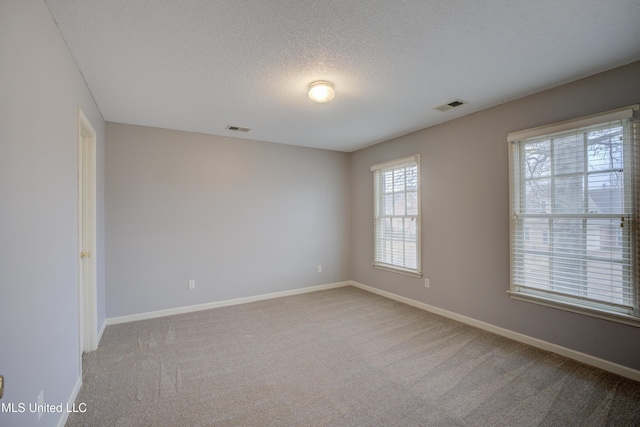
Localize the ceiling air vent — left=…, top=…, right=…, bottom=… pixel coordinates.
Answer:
left=434, top=99, right=467, bottom=112
left=226, top=125, right=251, bottom=132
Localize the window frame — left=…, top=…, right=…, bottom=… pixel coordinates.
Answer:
left=371, top=155, right=422, bottom=278
left=508, top=105, right=639, bottom=327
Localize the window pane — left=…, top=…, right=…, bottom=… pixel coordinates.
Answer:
left=525, top=178, right=550, bottom=213
left=587, top=126, right=623, bottom=172
left=553, top=134, right=584, bottom=175
left=524, top=140, right=550, bottom=179
left=394, top=193, right=406, bottom=215
left=383, top=194, right=394, bottom=215
left=406, top=191, right=418, bottom=215
left=550, top=256, right=587, bottom=295
left=523, top=218, right=549, bottom=251
left=378, top=217, right=392, bottom=264
left=552, top=219, right=584, bottom=255
left=588, top=172, right=623, bottom=213
left=554, top=176, right=584, bottom=213
left=383, top=240, right=392, bottom=263
left=406, top=166, right=418, bottom=190
left=586, top=260, right=629, bottom=305
left=383, top=218, right=392, bottom=238
left=519, top=253, right=551, bottom=289
left=586, top=219, right=624, bottom=260
left=383, top=171, right=393, bottom=193
left=391, top=217, right=403, bottom=241
left=404, top=218, right=417, bottom=268
left=405, top=217, right=417, bottom=242
left=393, top=169, right=405, bottom=192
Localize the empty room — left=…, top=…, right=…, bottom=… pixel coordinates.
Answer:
left=1, top=0, right=639, bottom=426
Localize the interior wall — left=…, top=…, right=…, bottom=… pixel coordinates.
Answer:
left=105, top=123, right=351, bottom=318
left=0, top=1, right=106, bottom=426
left=350, top=61, right=640, bottom=371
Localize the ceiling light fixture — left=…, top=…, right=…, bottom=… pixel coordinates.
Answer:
left=308, top=81, right=335, bottom=103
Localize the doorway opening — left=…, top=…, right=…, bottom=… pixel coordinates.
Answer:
left=78, top=108, right=97, bottom=359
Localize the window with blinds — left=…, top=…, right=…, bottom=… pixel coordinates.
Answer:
left=508, top=106, right=639, bottom=325
left=372, top=155, right=421, bottom=277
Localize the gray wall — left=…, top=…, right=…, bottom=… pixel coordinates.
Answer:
left=350, top=61, right=640, bottom=370
left=106, top=123, right=351, bottom=317
left=0, top=1, right=106, bottom=426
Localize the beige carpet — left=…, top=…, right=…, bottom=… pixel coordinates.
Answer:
left=66, top=286, right=640, bottom=426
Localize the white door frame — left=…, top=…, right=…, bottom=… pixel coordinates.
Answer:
left=78, top=108, right=98, bottom=356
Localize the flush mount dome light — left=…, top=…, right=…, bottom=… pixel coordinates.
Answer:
left=308, top=81, right=335, bottom=103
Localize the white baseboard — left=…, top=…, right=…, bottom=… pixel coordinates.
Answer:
left=106, top=281, right=351, bottom=326
left=57, top=375, right=82, bottom=427
left=349, top=280, right=640, bottom=382
left=97, top=319, right=106, bottom=345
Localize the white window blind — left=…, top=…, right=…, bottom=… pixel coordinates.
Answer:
left=372, top=155, right=421, bottom=277
left=508, top=106, right=639, bottom=324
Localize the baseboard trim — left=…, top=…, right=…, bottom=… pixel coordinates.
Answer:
left=97, top=319, right=106, bottom=345
left=349, top=280, right=640, bottom=382
left=57, top=375, right=82, bottom=427
left=106, top=281, right=351, bottom=326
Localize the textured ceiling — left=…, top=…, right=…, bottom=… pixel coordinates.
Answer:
left=45, top=0, right=640, bottom=152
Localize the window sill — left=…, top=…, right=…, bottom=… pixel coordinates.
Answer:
left=507, top=290, right=640, bottom=328
left=372, top=263, right=422, bottom=278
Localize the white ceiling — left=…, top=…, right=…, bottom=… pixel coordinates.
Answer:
left=45, top=0, right=640, bottom=152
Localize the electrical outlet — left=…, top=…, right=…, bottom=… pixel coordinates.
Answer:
left=188, top=280, right=195, bottom=290
left=317, top=265, right=322, bottom=273
left=424, top=278, right=430, bottom=288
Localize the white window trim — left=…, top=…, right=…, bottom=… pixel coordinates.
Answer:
left=508, top=105, right=640, bottom=327
left=507, top=106, right=636, bottom=142
left=372, top=155, right=422, bottom=278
